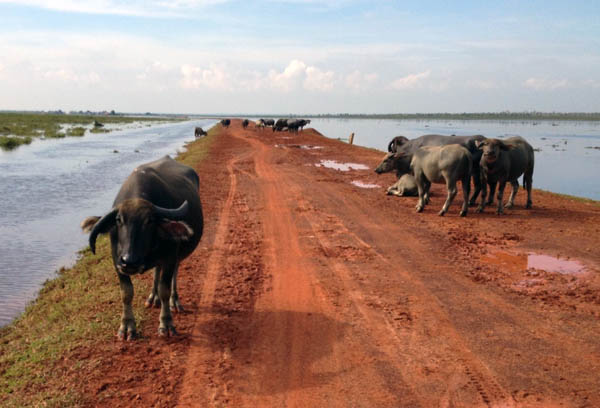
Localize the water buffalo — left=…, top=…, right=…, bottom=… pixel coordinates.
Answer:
left=298, top=119, right=311, bottom=130
left=194, top=127, right=207, bottom=137
left=273, top=118, right=288, bottom=132
left=287, top=119, right=300, bottom=133
left=477, top=136, right=534, bottom=214
left=386, top=174, right=418, bottom=197
left=262, top=118, right=275, bottom=128
left=242, top=119, right=249, bottom=129
left=387, top=134, right=485, bottom=205
left=375, top=144, right=472, bottom=216
left=81, top=156, right=203, bottom=340
left=220, top=119, right=231, bottom=128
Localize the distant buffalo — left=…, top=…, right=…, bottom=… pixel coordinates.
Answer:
left=194, top=127, right=207, bottom=137
left=273, top=118, right=288, bottom=132
left=242, top=119, right=249, bottom=129
left=220, top=119, right=231, bottom=128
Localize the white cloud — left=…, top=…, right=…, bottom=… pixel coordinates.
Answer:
left=180, top=64, right=232, bottom=91
left=524, top=77, right=568, bottom=91
left=268, top=60, right=335, bottom=92
left=0, top=0, right=228, bottom=17
left=390, top=70, right=431, bottom=90
left=344, top=70, right=378, bottom=91
left=42, top=68, right=100, bottom=85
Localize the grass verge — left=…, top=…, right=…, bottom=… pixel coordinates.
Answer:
left=0, top=124, right=219, bottom=407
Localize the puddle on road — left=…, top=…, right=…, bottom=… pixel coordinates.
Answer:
left=315, top=160, right=369, bottom=171
left=351, top=180, right=380, bottom=189
left=482, top=251, right=587, bottom=275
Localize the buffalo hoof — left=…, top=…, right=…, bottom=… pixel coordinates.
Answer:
left=505, top=202, right=514, bottom=209
left=496, top=209, right=504, bottom=215
left=476, top=206, right=484, bottom=213
left=526, top=201, right=532, bottom=209
left=459, top=210, right=467, bottom=217
left=158, top=326, right=178, bottom=338
left=438, top=210, right=446, bottom=216
left=170, top=299, right=184, bottom=313
left=416, top=206, right=424, bottom=213
left=117, top=328, right=138, bottom=341
left=468, top=200, right=478, bottom=207
left=145, top=294, right=161, bottom=308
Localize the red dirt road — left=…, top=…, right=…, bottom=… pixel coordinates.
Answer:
left=81, top=120, right=600, bottom=407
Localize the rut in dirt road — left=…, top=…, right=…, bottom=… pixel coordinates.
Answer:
left=172, top=121, right=600, bottom=408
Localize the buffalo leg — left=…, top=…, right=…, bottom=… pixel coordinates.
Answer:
left=505, top=180, right=519, bottom=208
left=487, top=181, right=497, bottom=205
left=117, top=273, right=137, bottom=340
left=460, top=174, right=470, bottom=217
left=524, top=170, right=533, bottom=208
left=169, top=261, right=184, bottom=313
left=158, top=263, right=177, bottom=337
left=496, top=180, right=507, bottom=214
left=469, top=170, right=481, bottom=206
left=439, top=175, right=457, bottom=216
left=477, top=173, right=488, bottom=213
left=145, top=266, right=161, bottom=308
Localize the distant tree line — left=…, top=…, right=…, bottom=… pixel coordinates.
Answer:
left=306, top=112, right=600, bottom=121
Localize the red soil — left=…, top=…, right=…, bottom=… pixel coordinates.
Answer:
left=72, top=120, right=600, bottom=407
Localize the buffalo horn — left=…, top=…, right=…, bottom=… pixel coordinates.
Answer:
left=89, top=208, right=117, bottom=254
left=153, top=200, right=189, bottom=220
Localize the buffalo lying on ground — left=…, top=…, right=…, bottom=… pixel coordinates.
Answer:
left=194, top=127, right=207, bottom=137
left=477, top=136, right=534, bottom=214
left=387, top=134, right=485, bottom=205
left=375, top=144, right=472, bottom=216
left=242, top=119, right=249, bottom=129
left=81, top=156, right=203, bottom=340
left=386, top=174, right=418, bottom=197
left=220, top=119, right=231, bottom=128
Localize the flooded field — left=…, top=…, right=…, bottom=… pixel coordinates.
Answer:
left=309, top=118, right=600, bottom=200
left=0, top=119, right=216, bottom=326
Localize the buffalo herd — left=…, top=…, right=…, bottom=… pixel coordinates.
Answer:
left=376, top=133, right=535, bottom=216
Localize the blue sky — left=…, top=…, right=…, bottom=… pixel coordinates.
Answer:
left=0, top=0, right=599, bottom=114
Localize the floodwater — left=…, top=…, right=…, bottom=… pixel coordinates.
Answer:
left=315, top=160, right=370, bottom=171
left=309, top=118, right=600, bottom=200
left=0, top=119, right=216, bottom=326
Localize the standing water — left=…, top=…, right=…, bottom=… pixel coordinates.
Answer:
left=309, top=118, right=600, bottom=200
left=0, top=119, right=216, bottom=326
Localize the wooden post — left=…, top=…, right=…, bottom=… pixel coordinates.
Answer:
left=349, top=132, right=355, bottom=145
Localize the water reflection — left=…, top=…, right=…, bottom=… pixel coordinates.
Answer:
left=0, top=119, right=216, bottom=326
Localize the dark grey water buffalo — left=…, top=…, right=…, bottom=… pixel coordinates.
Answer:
left=386, top=174, right=418, bottom=197
left=375, top=144, right=472, bottom=216
left=220, top=119, right=231, bottom=128
left=262, top=118, right=275, bottom=127
left=81, top=156, right=203, bottom=340
left=194, top=127, right=207, bottom=137
left=273, top=118, right=288, bottom=132
left=387, top=134, right=485, bottom=205
left=242, top=119, right=249, bottom=129
left=477, top=136, right=534, bottom=214
left=298, top=119, right=311, bottom=130
left=287, top=119, right=300, bottom=133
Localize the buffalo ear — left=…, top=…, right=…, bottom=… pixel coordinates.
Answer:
left=158, top=220, right=194, bottom=242
left=475, top=140, right=487, bottom=149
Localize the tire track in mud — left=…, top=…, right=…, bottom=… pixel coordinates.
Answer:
left=177, top=137, right=266, bottom=406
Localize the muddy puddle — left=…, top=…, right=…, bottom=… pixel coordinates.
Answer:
left=351, top=180, right=380, bottom=189
left=482, top=250, right=588, bottom=275
left=315, top=160, right=369, bottom=171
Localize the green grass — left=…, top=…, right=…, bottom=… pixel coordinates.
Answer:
left=0, top=112, right=182, bottom=151
left=0, top=127, right=219, bottom=407
left=0, top=135, right=32, bottom=150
